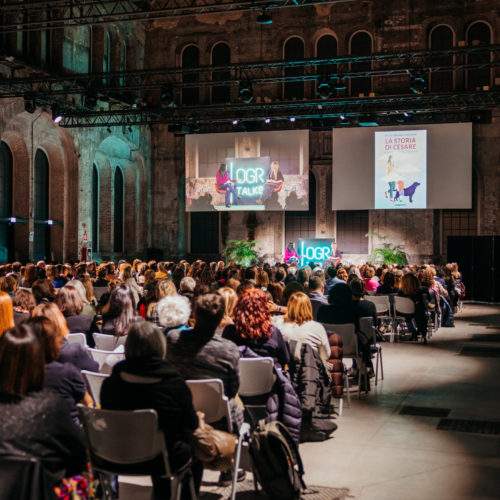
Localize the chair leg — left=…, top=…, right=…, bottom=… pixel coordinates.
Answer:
left=230, top=434, right=244, bottom=500
left=374, top=351, right=379, bottom=386
left=98, top=473, right=114, bottom=500
left=171, top=476, right=182, bottom=500
left=379, top=349, right=384, bottom=381
left=338, top=397, right=343, bottom=416
left=188, top=474, right=197, bottom=500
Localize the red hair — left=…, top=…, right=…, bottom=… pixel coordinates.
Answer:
left=233, top=288, right=273, bottom=340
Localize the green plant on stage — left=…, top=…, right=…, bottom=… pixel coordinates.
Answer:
left=365, top=231, right=409, bottom=266
left=222, top=239, right=259, bottom=266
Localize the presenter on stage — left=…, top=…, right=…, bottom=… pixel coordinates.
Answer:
left=323, top=239, right=342, bottom=267
left=216, top=163, right=238, bottom=208
left=256, top=161, right=284, bottom=205
left=284, top=242, right=300, bottom=264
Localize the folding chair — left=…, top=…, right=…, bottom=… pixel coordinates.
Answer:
left=322, top=323, right=367, bottom=401
left=67, top=332, right=87, bottom=348
left=186, top=379, right=250, bottom=500
left=78, top=405, right=196, bottom=500
left=393, top=296, right=416, bottom=341
left=364, top=295, right=394, bottom=342
left=359, top=317, right=383, bottom=386
left=81, top=370, right=109, bottom=406
left=238, top=357, right=275, bottom=426
left=88, top=348, right=125, bottom=374
left=93, top=333, right=127, bottom=351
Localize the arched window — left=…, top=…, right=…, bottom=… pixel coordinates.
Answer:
left=284, top=37, right=305, bottom=100
left=429, top=26, right=454, bottom=91
left=285, top=172, right=316, bottom=244
left=316, top=35, right=338, bottom=96
left=92, top=164, right=99, bottom=253
left=350, top=32, right=372, bottom=96
left=120, top=41, right=127, bottom=87
left=467, top=22, right=492, bottom=90
left=0, top=142, right=13, bottom=261
left=211, top=42, right=231, bottom=104
left=103, top=31, right=111, bottom=85
left=182, top=45, right=200, bottom=105
left=33, top=149, right=50, bottom=261
left=113, top=166, right=124, bottom=253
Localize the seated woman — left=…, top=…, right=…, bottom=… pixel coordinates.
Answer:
left=0, top=324, right=87, bottom=493
left=376, top=270, right=399, bottom=295
left=32, top=302, right=98, bottom=372
left=100, top=321, right=201, bottom=500
left=12, top=288, right=36, bottom=325
left=273, top=292, right=330, bottom=362
left=222, top=288, right=290, bottom=369
left=101, top=284, right=143, bottom=337
left=215, top=286, right=238, bottom=335
left=156, top=294, right=192, bottom=335
left=26, top=316, right=93, bottom=422
left=398, top=272, right=431, bottom=342
left=55, top=285, right=99, bottom=347
left=362, top=266, right=379, bottom=292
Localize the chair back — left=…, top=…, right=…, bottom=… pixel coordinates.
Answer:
left=82, top=370, right=109, bottom=406
left=322, top=323, right=357, bottom=356
left=359, top=317, right=376, bottom=344
left=88, top=348, right=125, bottom=373
left=239, top=357, right=275, bottom=397
left=364, top=295, right=391, bottom=314
left=77, top=405, right=170, bottom=473
left=93, top=333, right=127, bottom=351
left=67, top=332, right=87, bottom=347
left=394, top=296, right=415, bottom=315
left=186, top=379, right=232, bottom=430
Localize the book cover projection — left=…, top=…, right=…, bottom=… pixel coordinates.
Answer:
left=374, top=130, right=427, bottom=209
left=185, top=130, right=309, bottom=212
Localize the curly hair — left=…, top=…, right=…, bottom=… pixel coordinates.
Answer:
left=233, top=288, right=273, bottom=340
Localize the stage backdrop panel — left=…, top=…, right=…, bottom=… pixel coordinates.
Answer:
left=332, top=122, right=472, bottom=210
left=185, top=130, right=309, bottom=212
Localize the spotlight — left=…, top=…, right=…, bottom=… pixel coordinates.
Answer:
left=289, top=117, right=296, bottom=122
left=264, top=117, right=271, bottom=124
left=256, top=8, right=272, bottom=25
left=410, top=72, right=427, bottom=94
left=339, top=115, right=349, bottom=125
left=160, top=85, right=175, bottom=107
left=24, top=94, right=36, bottom=114
left=232, top=119, right=238, bottom=125
left=51, top=104, right=62, bottom=123
left=334, top=75, right=347, bottom=91
left=47, top=219, right=53, bottom=225
left=317, top=76, right=331, bottom=100
left=239, top=81, right=253, bottom=103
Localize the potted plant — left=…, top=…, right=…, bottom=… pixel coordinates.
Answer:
left=366, top=231, right=409, bottom=266
left=221, top=239, right=259, bottom=266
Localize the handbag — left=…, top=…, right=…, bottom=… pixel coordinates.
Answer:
left=188, top=412, right=237, bottom=471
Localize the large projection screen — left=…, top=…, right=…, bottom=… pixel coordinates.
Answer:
left=332, top=123, right=472, bottom=210
left=186, top=130, right=309, bottom=212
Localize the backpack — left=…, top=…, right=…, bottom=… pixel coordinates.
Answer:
left=249, top=419, right=306, bottom=500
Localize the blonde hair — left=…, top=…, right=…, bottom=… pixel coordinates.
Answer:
left=218, top=287, right=238, bottom=328
left=32, top=302, right=70, bottom=337
left=0, top=291, right=14, bottom=335
left=284, top=292, right=313, bottom=326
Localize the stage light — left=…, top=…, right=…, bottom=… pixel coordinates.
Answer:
left=334, top=75, right=347, bottom=91
left=290, top=117, right=296, bottom=122
left=264, top=117, right=271, bottom=124
left=340, top=114, right=345, bottom=120
left=52, top=105, right=63, bottom=123
left=339, top=115, right=349, bottom=125
left=47, top=219, right=53, bottom=225
left=403, top=111, right=409, bottom=117
left=24, top=94, right=36, bottom=114
left=256, top=8, right=272, bottom=25
left=239, top=81, right=253, bottom=103
left=317, top=76, right=331, bottom=100
left=410, top=72, right=427, bottom=94
left=232, top=119, right=238, bottom=125
left=9, top=217, right=16, bottom=223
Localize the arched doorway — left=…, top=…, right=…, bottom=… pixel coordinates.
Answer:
left=0, top=141, right=13, bottom=261
left=33, top=149, right=50, bottom=261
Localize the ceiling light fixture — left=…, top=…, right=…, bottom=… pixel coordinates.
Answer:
left=256, top=8, right=272, bottom=25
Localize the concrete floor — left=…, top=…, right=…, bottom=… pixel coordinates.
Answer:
left=119, top=303, right=500, bottom=499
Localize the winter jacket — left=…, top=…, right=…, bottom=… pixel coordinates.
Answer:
left=238, top=345, right=302, bottom=444
left=287, top=340, right=337, bottom=442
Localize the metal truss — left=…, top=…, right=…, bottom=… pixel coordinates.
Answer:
left=0, top=0, right=358, bottom=33
left=0, top=44, right=498, bottom=99
left=59, top=90, right=500, bottom=127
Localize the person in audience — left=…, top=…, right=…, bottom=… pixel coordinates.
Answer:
left=223, top=288, right=290, bottom=369
left=65, top=279, right=97, bottom=320
left=307, top=276, right=329, bottom=321
left=362, top=266, right=379, bottom=292
left=350, top=279, right=378, bottom=330
left=157, top=294, right=192, bottom=335
left=318, top=283, right=355, bottom=324
left=147, top=278, right=177, bottom=326
left=0, top=290, right=15, bottom=334
left=215, top=286, right=238, bottom=334
left=32, top=302, right=99, bottom=372
left=100, top=321, right=201, bottom=500
left=12, top=288, right=36, bottom=325
left=102, top=284, right=143, bottom=337
left=26, top=316, right=93, bottom=422
left=32, top=278, right=56, bottom=304
left=398, top=272, right=430, bottom=342
left=336, top=267, right=348, bottom=282
left=21, top=263, right=38, bottom=289
left=0, top=274, right=18, bottom=296
left=376, top=270, right=399, bottom=295
left=274, top=292, right=330, bottom=361
left=324, top=266, right=344, bottom=295
left=0, top=323, right=87, bottom=488
left=167, top=293, right=243, bottom=431
left=283, top=281, right=305, bottom=306
left=55, top=285, right=99, bottom=347
left=120, top=263, right=143, bottom=305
